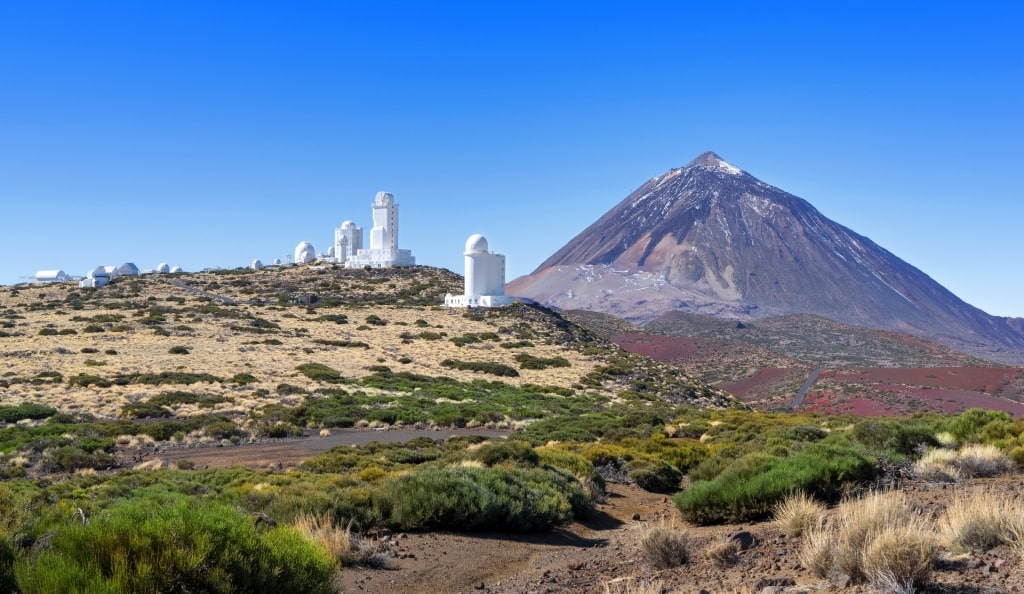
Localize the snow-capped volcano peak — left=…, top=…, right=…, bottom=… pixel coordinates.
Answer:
left=687, top=151, right=742, bottom=175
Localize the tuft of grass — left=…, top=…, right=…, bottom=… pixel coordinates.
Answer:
left=861, top=520, right=938, bottom=593
left=706, top=538, right=739, bottom=566
left=941, top=491, right=1009, bottom=553
left=913, top=448, right=959, bottom=482
left=292, top=514, right=360, bottom=566
left=955, top=444, right=1014, bottom=478
left=639, top=526, right=689, bottom=569
left=603, top=578, right=665, bottom=594
left=773, top=491, right=825, bottom=537
left=800, top=526, right=834, bottom=578
left=833, top=491, right=918, bottom=582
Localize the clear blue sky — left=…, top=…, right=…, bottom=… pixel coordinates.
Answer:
left=1, top=2, right=1021, bottom=316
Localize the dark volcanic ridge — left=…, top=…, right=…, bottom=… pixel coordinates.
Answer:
left=509, top=152, right=1024, bottom=365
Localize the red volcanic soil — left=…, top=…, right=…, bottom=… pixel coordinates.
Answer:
left=720, top=368, right=802, bottom=400
left=802, top=367, right=1024, bottom=416
left=825, top=367, right=1024, bottom=397
left=611, top=333, right=722, bottom=361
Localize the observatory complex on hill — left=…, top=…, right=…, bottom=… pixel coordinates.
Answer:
left=288, top=191, right=416, bottom=270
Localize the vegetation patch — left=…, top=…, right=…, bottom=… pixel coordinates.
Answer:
left=441, top=359, right=519, bottom=377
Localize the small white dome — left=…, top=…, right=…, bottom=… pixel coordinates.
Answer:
left=375, top=191, right=395, bottom=206
left=170, top=266, right=183, bottom=273
left=465, top=234, right=489, bottom=254
left=294, top=241, right=316, bottom=264
left=250, top=259, right=263, bottom=270
left=156, top=263, right=171, bottom=273
left=273, top=258, right=282, bottom=266
left=86, top=266, right=108, bottom=279
left=341, top=220, right=356, bottom=230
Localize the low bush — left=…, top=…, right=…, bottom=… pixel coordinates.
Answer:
left=628, top=460, right=682, bottom=493
left=119, top=402, right=174, bottom=419
left=440, top=359, right=519, bottom=377
left=674, top=443, right=876, bottom=524
left=168, top=345, right=190, bottom=355
left=13, top=496, right=338, bottom=593
left=471, top=440, right=539, bottom=467
left=374, top=465, right=588, bottom=532
left=0, top=403, right=58, bottom=424
left=230, top=373, right=258, bottom=385
left=149, top=391, right=228, bottom=408
left=513, top=353, right=571, bottom=370
left=640, top=527, right=689, bottom=569
left=296, top=363, right=346, bottom=383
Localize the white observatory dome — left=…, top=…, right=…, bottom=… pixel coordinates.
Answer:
left=294, top=241, right=316, bottom=264
left=374, top=191, right=395, bottom=206
left=156, top=263, right=171, bottom=274
left=170, top=266, right=183, bottom=274
left=250, top=259, right=263, bottom=270
left=465, top=234, right=489, bottom=254
left=341, top=220, right=356, bottom=230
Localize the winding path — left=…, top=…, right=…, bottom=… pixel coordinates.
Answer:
left=789, top=367, right=822, bottom=409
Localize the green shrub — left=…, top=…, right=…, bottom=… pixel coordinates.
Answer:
left=944, top=409, right=1012, bottom=445
left=230, top=373, right=258, bottom=385
left=374, top=465, right=588, bottom=532
left=149, top=391, right=228, bottom=408
left=38, top=328, right=58, bottom=336
left=296, top=363, right=345, bottom=383
left=364, top=315, right=387, bottom=326
left=276, top=384, right=307, bottom=396
left=852, top=419, right=936, bottom=458
left=82, top=324, right=105, bottom=333
left=629, top=460, right=683, bottom=493
left=674, top=443, right=877, bottom=525
left=513, top=353, right=571, bottom=370
left=440, top=359, right=519, bottom=377
left=41, top=445, right=115, bottom=472
left=119, top=402, right=173, bottom=419
left=68, top=374, right=112, bottom=388
left=13, top=497, right=337, bottom=594
left=472, top=440, right=539, bottom=466
left=168, top=345, right=190, bottom=355
left=0, top=403, right=58, bottom=423
left=133, top=372, right=223, bottom=385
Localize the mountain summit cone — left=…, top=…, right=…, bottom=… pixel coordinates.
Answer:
left=508, top=152, right=1024, bottom=363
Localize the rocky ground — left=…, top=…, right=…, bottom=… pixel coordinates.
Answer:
left=133, top=432, right=1024, bottom=594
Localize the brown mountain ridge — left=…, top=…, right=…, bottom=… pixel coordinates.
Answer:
left=509, top=152, right=1024, bottom=364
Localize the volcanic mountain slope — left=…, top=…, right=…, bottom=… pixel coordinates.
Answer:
left=509, top=152, right=1024, bottom=364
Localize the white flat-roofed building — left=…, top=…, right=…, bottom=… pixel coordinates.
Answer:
left=79, top=266, right=110, bottom=288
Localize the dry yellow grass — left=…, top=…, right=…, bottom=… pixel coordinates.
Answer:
left=0, top=268, right=621, bottom=426
left=602, top=578, right=666, bottom=594
left=941, top=490, right=1011, bottom=553
left=773, top=491, right=826, bottom=537
left=800, top=489, right=938, bottom=590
